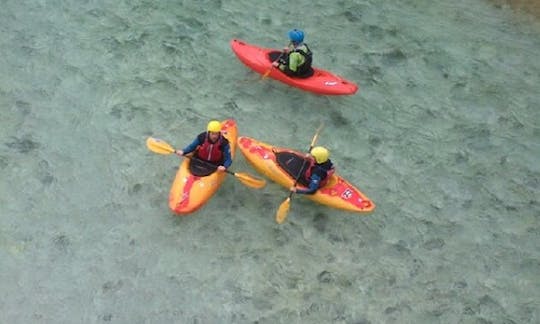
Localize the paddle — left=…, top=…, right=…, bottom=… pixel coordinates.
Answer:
left=146, top=137, right=266, bottom=189
left=275, top=123, right=324, bottom=224
left=262, top=51, right=286, bottom=79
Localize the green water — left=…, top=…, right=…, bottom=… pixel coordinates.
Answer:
left=1, top=0, right=539, bottom=323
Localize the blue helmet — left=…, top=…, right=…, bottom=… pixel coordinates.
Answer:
left=288, top=29, right=304, bottom=44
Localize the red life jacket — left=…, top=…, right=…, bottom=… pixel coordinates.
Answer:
left=304, top=158, right=335, bottom=187
left=195, top=132, right=225, bottom=163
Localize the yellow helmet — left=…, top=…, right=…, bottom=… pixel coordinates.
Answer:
left=207, top=120, right=222, bottom=133
left=310, top=146, right=329, bottom=163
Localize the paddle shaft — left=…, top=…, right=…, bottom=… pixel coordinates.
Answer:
left=263, top=51, right=286, bottom=77
left=275, top=125, right=323, bottom=223
left=181, top=151, right=266, bottom=188
left=290, top=160, right=308, bottom=196
left=290, top=123, right=324, bottom=194
left=181, top=153, right=232, bottom=174
left=147, top=137, right=265, bottom=189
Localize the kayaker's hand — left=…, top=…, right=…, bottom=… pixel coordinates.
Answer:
left=175, top=150, right=183, bottom=157
left=282, top=47, right=290, bottom=53
left=272, top=61, right=280, bottom=67
left=289, top=186, right=297, bottom=193
left=217, top=165, right=226, bottom=172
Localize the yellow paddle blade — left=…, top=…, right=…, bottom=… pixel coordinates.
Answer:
left=146, top=137, right=175, bottom=155
left=261, top=68, right=272, bottom=79
left=234, top=172, right=266, bottom=189
left=275, top=197, right=291, bottom=224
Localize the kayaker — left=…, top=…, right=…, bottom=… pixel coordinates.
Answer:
left=272, top=29, right=314, bottom=78
left=290, top=146, right=335, bottom=194
left=175, top=120, right=232, bottom=172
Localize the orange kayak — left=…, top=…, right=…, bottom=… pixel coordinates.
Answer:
left=168, top=119, right=238, bottom=214
left=237, top=136, right=375, bottom=213
left=230, top=39, right=358, bottom=96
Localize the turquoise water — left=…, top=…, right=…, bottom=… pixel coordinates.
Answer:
left=1, top=0, right=539, bottom=323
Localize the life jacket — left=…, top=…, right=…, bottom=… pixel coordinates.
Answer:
left=195, top=132, right=228, bottom=164
left=292, top=43, right=313, bottom=75
left=304, top=158, right=335, bottom=188
left=280, top=43, right=313, bottom=76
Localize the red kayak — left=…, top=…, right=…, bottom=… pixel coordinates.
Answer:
left=231, top=39, right=358, bottom=96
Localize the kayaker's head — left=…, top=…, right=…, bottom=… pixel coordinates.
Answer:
left=207, top=120, right=222, bottom=141
left=288, top=29, right=304, bottom=45
left=310, top=146, right=329, bottom=164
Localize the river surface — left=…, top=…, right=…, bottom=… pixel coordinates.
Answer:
left=1, top=0, right=539, bottom=323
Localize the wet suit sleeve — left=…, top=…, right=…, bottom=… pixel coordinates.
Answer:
left=221, top=142, right=232, bottom=168
left=182, top=136, right=203, bottom=155
left=295, top=174, right=322, bottom=195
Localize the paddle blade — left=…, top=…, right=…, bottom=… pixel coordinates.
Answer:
left=261, top=68, right=272, bottom=79
left=234, top=172, right=266, bottom=189
left=275, top=197, right=291, bottom=224
left=146, top=137, right=175, bottom=155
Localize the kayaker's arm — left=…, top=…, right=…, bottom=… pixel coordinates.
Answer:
left=221, top=142, right=232, bottom=169
left=293, top=174, right=321, bottom=195
left=181, top=137, right=203, bottom=155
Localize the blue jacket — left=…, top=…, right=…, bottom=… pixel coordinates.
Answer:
left=295, top=160, right=334, bottom=195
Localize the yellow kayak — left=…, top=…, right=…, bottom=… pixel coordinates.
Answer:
left=238, top=136, right=375, bottom=213
left=168, top=119, right=238, bottom=214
